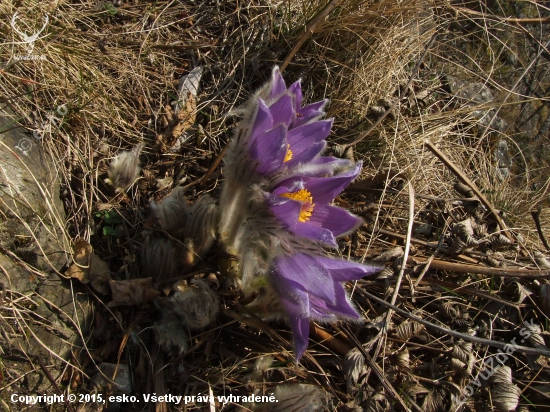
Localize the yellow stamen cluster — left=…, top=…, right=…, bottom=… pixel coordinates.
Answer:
left=284, top=144, right=293, bottom=162
left=280, top=189, right=315, bottom=222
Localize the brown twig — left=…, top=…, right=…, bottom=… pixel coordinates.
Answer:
left=372, top=182, right=415, bottom=359
left=355, top=288, right=550, bottom=358
left=410, top=256, right=550, bottom=279
left=378, top=227, right=524, bottom=267
left=200, top=143, right=229, bottom=186
left=310, top=324, right=351, bottom=355
left=339, top=325, right=421, bottom=412
left=179, top=142, right=228, bottom=191
left=531, top=205, right=550, bottom=251
left=280, top=0, right=341, bottom=72
left=424, top=140, right=516, bottom=243
left=36, top=357, right=76, bottom=412
left=452, top=6, right=550, bottom=25
left=152, top=343, right=167, bottom=412
left=415, top=278, right=521, bottom=308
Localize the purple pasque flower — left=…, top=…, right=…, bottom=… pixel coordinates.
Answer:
left=269, top=253, right=382, bottom=361
left=246, top=67, right=333, bottom=175
left=266, top=163, right=363, bottom=247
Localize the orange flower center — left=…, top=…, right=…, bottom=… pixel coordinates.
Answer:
left=280, top=189, right=315, bottom=222
left=284, top=144, right=293, bottom=162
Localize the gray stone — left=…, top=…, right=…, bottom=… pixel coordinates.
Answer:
left=442, top=76, right=507, bottom=133
left=443, top=74, right=494, bottom=104
left=0, top=108, right=93, bottom=395
left=494, top=139, right=511, bottom=168
left=0, top=107, right=69, bottom=273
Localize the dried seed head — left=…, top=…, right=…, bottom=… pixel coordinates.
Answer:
left=391, top=348, right=410, bottom=370
left=141, top=237, right=179, bottom=283
left=534, top=251, right=550, bottom=269
left=394, top=320, right=425, bottom=341
left=539, top=283, right=550, bottom=317
left=452, top=219, right=474, bottom=239
left=154, top=314, right=190, bottom=356
left=373, top=246, right=404, bottom=262
left=473, top=222, right=488, bottom=238
left=490, top=233, right=513, bottom=250
left=343, top=347, right=367, bottom=393
left=489, top=366, right=520, bottom=412
left=465, top=235, right=480, bottom=248
left=150, top=187, right=189, bottom=237
left=376, top=266, right=395, bottom=280
left=368, top=105, right=386, bottom=119
left=170, top=279, right=219, bottom=329
left=393, top=256, right=405, bottom=271
left=331, top=143, right=355, bottom=162
left=267, top=384, right=325, bottom=412
left=185, top=195, right=218, bottom=257
left=105, top=143, right=144, bottom=191
left=483, top=252, right=505, bottom=268
left=450, top=340, right=474, bottom=376
left=248, top=355, right=274, bottom=383
left=441, top=301, right=461, bottom=320
left=523, top=320, right=546, bottom=350
left=504, top=281, right=532, bottom=304
left=449, top=237, right=467, bottom=255
left=140, top=169, right=157, bottom=191
left=454, top=182, right=475, bottom=198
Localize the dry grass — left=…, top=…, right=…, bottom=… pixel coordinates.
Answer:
left=1, top=0, right=550, bottom=411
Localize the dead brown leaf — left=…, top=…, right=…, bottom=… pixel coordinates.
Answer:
left=108, top=277, right=160, bottom=307
left=66, top=239, right=92, bottom=282
left=66, top=239, right=111, bottom=294
left=156, top=94, right=196, bottom=152
left=89, top=254, right=112, bottom=295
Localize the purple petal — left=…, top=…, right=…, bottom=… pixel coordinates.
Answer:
left=269, top=67, right=286, bottom=99
left=274, top=275, right=311, bottom=316
left=291, top=222, right=337, bottom=246
left=314, top=256, right=383, bottom=281
left=309, top=204, right=363, bottom=237
left=268, top=189, right=340, bottom=246
left=285, top=142, right=326, bottom=168
left=289, top=314, right=310, bottom=361
left=310, top=282, right=361, bottom=319
left=287, top=119, right=333, bottom=153
left=293, top=157, right=353, bottom=177
left=249, top=124, right=287, bottom=174
left=293, top=99, right=328, bottom=127
left=274, top=254, right=335, bottom=303
left=269, top=93, right=294, bottom=126
left=288, top=80, right=302, bottom=112
left=268, top=195, right=303, bottom=229
left=249, top=100, right=273, bottom=144
left=271, top=179, right=304, bottom=197
left=304, top=163, right=362, bottom=204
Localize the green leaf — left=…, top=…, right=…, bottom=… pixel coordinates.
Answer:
left=103, top=211, right=123, bottom=224
left=103, top=225, right=124, bottom=237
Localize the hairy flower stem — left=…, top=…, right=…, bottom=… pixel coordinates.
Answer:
left=219, top=183, right=247, bottom=253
